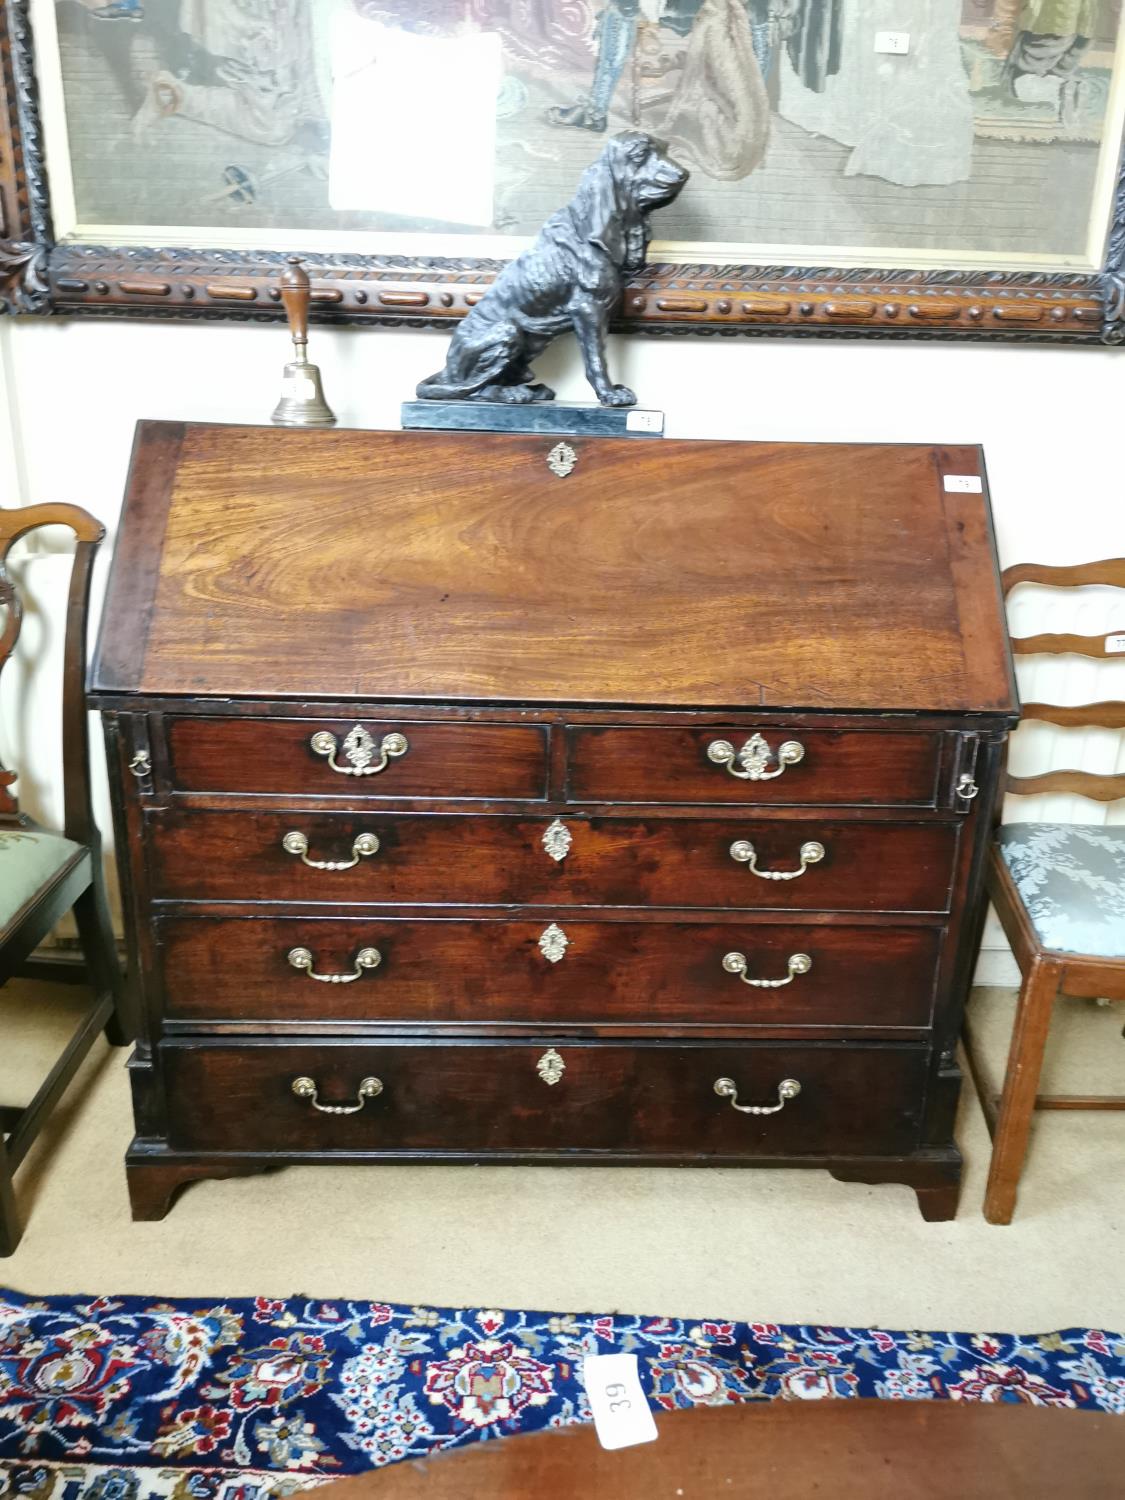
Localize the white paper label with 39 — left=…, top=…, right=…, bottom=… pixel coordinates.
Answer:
left=583, top=1353, right=658, bottom=1451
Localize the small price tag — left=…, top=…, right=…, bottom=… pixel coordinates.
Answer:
left=626, top=409, right=664, bottom=434
left=1106, top=633, right=1125, bottom=654
left=943, top=474, right=983, bottom=493
left=874, top=30, right=910, bottom=53
left=583, top=1353, right=658, bottom=1451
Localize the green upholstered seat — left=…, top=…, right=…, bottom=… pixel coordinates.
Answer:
left=997, top=822, right=1125, bottom=960
left=0, top=827, right=84, bottom=934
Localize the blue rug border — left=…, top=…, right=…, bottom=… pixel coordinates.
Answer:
left=2, top=1288, right=1122, bottom=1478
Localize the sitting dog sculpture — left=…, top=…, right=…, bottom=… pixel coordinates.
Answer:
left=416, top=132, right=688, bottom=407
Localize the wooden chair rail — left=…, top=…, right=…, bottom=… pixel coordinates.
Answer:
left=976, top=1090, right=1125, bottom=1134
left=1002, top=559, right=1125, bottom=593
left=1035, top=1094, right=1125, bottom=1111
left=0, top=503, right=104, bottom=549
left=1010, top=631, right=1125, bottom=658
left=3, top=992, right=113, bottom=1170
left=1021, top=702, right=1125, bottom=729
left=1006, top=770, right=1125, bottom=800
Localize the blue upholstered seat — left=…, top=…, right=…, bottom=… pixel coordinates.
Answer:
left=0, top=826, right=83, bottom=933
left=997, top=823, right=1125, bottom=960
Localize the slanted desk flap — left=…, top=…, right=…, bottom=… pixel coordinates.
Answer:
left=91, top=422, right=1017, bottom=713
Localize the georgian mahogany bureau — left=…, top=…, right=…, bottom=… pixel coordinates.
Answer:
left=90, top=423, right=1017, bottom=1223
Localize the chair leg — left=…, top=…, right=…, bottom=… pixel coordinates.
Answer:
left=0, top=1131, right=21, bottom=1257
left=984, top=959, right=1059, bottom=1225
left=72, top=876, right=134, bottom=1047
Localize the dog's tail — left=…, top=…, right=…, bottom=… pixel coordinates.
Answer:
left=415, top=373, right=478, bottom=401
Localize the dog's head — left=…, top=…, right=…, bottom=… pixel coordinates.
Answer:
left=608, top=131, right=690, bottom=215
left=573, top=131, right=689, bottom=271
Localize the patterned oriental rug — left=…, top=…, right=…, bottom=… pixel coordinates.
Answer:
left=0, top=1291, right=1122, bottom=1500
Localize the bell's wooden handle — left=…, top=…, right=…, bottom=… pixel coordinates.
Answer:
left=280, top=256, right=311, bottom=349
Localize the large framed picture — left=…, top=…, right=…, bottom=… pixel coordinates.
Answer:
left=1, top=0, right=1123, bottom=342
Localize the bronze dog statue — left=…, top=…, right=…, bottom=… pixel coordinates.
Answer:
left=416, top=132, right=688, bottom=407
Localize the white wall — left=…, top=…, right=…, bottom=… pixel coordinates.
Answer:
left=1, top=318, right=1123, bottom=971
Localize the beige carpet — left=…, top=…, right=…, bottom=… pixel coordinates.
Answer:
left=2, top=981, right=1122, bottom=1331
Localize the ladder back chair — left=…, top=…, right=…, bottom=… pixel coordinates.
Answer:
left=0, top=504, right=134, bottom=1256
left=974, top=558, right=1125, bottom=1225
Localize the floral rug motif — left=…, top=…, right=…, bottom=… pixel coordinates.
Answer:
left=0, top=1290, right=1122, bottom=1498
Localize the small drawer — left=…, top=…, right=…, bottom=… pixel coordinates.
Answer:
left=146, top=811, right=958, bottom=913
left=164, top=716, right=549, bottom=800
left=568, top=727, right=942, bottom=806
left=158, top=915, right=941, bottom=1030
left=161, top=1038, right=928, bottom=1157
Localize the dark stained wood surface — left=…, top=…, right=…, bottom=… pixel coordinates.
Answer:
left=146, top=811, right=959, bottom=912
left=567, top=725, right=941, bottom=805
left=91, top=422, right=184, bottom=696
left=90, top=425, right=1017, bottom=713
left=156, top=914, right=942, bottom=1030
left=162, top=1038, right=927, bottom=1156
left=320, top=1401, right=1125, bottom=1500
left=166, top=716, right=550, bottom=799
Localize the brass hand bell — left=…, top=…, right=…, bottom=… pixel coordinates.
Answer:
left=271, top=256, right=336, bottom=427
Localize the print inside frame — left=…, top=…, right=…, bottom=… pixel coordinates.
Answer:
left=2, top=0, right=1124, bottom=343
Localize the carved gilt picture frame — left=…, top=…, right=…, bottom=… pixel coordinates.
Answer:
left=1, top=0, right=1123, bottom=345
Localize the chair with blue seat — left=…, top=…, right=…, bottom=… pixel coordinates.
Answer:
left=0, top=503, right=134, bottom=1256
left=976, top=558, right=1125, bottom=1225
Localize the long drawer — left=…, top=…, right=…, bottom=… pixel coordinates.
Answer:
left=161, top=1039, right=929, bottom=1156
left=165, top=717, right=549, bottom=800
left=157, top=915, right=942, bottom=1029
left=146, top=811, right=958, bottom=912
left=568, top=727, right=942, bottom=806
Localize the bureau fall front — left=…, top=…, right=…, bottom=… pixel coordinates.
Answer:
left=90, top=424, right=1017, bottom=1222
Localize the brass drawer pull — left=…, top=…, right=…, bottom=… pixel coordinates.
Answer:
left=729, top=838, right=824, bottom=880
left=707, top=733, right=804, bottom=781
left=288, top=945, right=382, bottom=983
left=714, top=1076, right=801, bottom=1115
left=310, top=725, right=409, bottom=776
left=723, top=951, right=811, bottom=988
left=282, top=830, right=380, bottom=871
left=291, top=1075, right=383, bottom=1115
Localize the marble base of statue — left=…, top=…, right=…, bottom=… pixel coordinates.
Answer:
left=400, top=400, right=664, bottom=439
